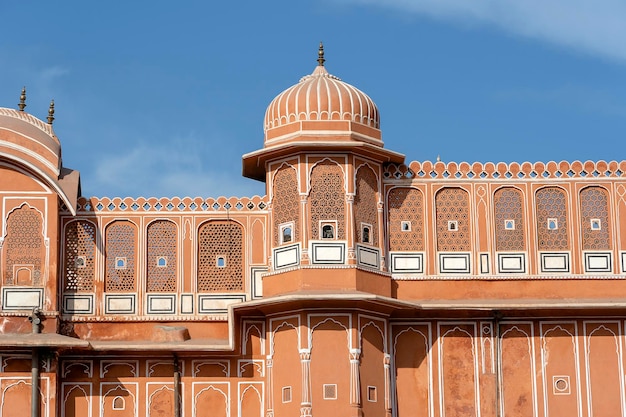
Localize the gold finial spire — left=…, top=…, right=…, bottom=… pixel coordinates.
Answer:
left=317, top=41, right=325, bottom=66
left=18, top=87, right=26, bottom=111
left=47, top=100, right=55, bottom=125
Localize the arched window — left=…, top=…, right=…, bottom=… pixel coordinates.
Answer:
left=536, top=187, right=569, bottom=251
left=273, top=165, right=300, bottom=246
left=494, top=187, right=525, bottom=251
left=354, top=165, right=378, bottom=245
left=580, top=186, right=610, bottom=250
left=64, top=220, right=96, bottom=291
left=197, top=220, right=244, bottom=292
left=3, top=205, right=45, bottom=286
left=435, top=188, right=470, bottom=252
left=387, top=187, right=424, bottom=252
left=146, top=220, right=177, bottom=292
left=309, top=160, right=345, bottom=240
left=105, top=221, right=137, bottom=292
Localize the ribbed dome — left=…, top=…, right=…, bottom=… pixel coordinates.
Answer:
left=263, top=45, right=381, bottom=146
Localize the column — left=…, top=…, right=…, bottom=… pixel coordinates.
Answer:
left=384, top=353, right=392, bottom=417
left=350, top=348, right=362, bottom=415
left=266, top=356, right=274, bottom=417
left=300, top=349, right=312, bottom=417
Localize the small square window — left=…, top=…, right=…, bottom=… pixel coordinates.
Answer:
left=156, top=256, right=167, bottom=267
left=367, top=386, right=377, bottom=402
left=504, top=220, right=515, bottom=230
left=448, top=220, right=458, bottom=231
left=115, top=257, right=127, bottom=269
left=75, top=256, right=86, bottom=268
left=280, top=223, right=294, bottom=244
left=216, top=256, right=226, bottom=268
left=323, top=384, right=337, bottom=400
left=361, top=223, right=372, bottom=244
left=590, top=219, right=601, bottom=230
left=401, top=221, right=411, bottom=232
left=282, top=386, right=292, bottom=403
left=547, top=218, right=558, bottom=230
left=321, top=224, right=335, bottom=239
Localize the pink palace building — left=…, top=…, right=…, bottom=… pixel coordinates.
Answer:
left=0, top=44, right=626, bottom=417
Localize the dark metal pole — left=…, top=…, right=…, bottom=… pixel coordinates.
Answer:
left=174, top=355, right=181, bottom=417
left=31, top=348, right=40, bottom=417
left=31, top=308, right=42, bottom=417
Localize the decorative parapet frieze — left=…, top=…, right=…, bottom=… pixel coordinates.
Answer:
left=384, top=160, right=626, bottom=181
left=70, top=195, right=269, bottom=214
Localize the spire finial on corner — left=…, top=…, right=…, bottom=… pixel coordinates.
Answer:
left=317, top=41, right=325, bottom=66
left=47, top=100, right=55, bottom=125
left=436, top=155, right=441, bottom=162
left=18, top=87, right=26, bottom=111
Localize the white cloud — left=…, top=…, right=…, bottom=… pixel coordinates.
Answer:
left=89, top=134, right=265, bottom=198
left=342, top=0, right=626, bottom=63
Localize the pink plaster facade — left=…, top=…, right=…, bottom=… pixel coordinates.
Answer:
left=1, top=48, right=626, bottom=416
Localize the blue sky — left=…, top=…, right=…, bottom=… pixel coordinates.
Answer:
left=1, top=1, right=625, bottom=198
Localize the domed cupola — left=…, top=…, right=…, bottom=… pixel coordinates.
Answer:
left=243, top=44, right=404, bottom=182
left=263, top=43, right=382, bottom=147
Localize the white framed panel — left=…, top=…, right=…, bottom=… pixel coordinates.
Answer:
left=2, top=287, right=43, bottom=310
left=180, top=294, right=194, bottom=314
left=63, top=294, right=94, bottom=314
left=497, top=253, right=527, bottom=274
left=438, top=252, right=471, bottom=274
left=146, top=294, right=176, bottom=314
left=251, top=267, right=267, bottom=299
left=310, top=241, right=346, bottom=264
left=480, top=253, right=490, bottom=274
left=198, top=294, right=246, bottom=314
left=390, top=252, right=424, bottom=274
left=539, top=252, right=570, bottom=273
left=356, top=245, right=379, bottom=269
left=583, top=252, right=612, bottom=273
left=273, top=244, right=300, bottom=269
left=104, top=294, right=136, bottom=314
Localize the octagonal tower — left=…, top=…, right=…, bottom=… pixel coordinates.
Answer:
left=243, top=44, right=404, bottom=296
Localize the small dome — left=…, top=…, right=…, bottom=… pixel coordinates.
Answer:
left=263, top=44, right=381, bottom=146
